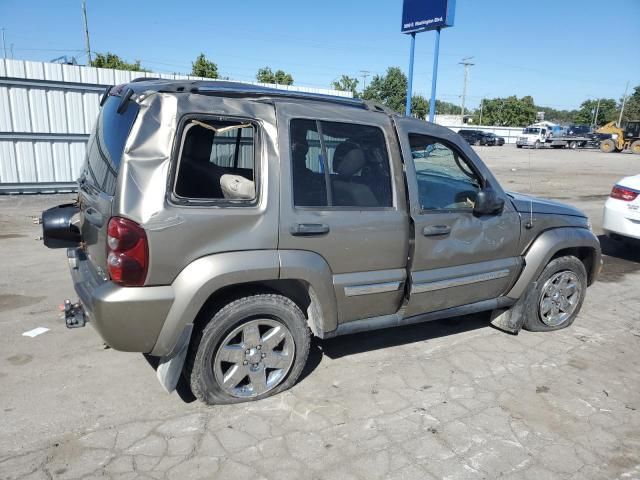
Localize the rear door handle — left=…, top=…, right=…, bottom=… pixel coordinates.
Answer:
left=290, top=223, right=330, bottom=236
left=423, top=225, right=451, bottom=236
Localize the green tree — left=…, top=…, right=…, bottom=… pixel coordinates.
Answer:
left=574, top=98, right=617, bottom=126
left=534, top=105, right=577, bottom=124
left=411, top=95, right=429, bottom=119
left=256, top=67, right=294, bottom=85
left=362, top=67, right=407, bottom=113
left=332, top=75, right=359, bottom=96
left=435, top=100, right=460, bottom=115
left=91, top=52, right=147, bottom=72
left=620, top=85, right=640, bottom=123
left=477, top=96, right=537, bottom=127
left=191, top=53, right=218, bottom=79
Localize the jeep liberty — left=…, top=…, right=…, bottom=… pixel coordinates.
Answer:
left=42, top=81, right=601, bottom=405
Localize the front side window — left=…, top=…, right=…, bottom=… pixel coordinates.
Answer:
left=409, top=134, right=481, bottom=211
left=175, top=119, right=256, bottom=201
left=290, top=119, right=392, bottom=208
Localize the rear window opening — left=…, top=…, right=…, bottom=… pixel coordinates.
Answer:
left=81, top=94, right=139, bottom=195
left=174, top=119, right=256, bottom=202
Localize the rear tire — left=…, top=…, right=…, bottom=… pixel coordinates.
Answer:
left=186, top=294, right=310, bottom=405
left=600, top=139, right=616, bottom=153
left=522, top=256, right=587, bottom=332
left=631, top=140, right=640, bottom=154
left=569, top=141, right=577, bottom=149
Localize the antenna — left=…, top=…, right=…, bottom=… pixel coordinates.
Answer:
left=526, top=144, right=534, bottom=229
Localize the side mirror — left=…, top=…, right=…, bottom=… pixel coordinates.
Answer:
left=474, top=188, right=504, bottom=216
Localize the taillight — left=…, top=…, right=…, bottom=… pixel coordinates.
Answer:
left=107, top=217, right=148, bottom=286
left=610, top=185, right=639, bottom=202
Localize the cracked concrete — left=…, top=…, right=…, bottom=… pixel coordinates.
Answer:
left=1, top=147, right=639, bottom=479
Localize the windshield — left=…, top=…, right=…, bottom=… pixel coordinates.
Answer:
left=523, top=128, right=540, bottom=134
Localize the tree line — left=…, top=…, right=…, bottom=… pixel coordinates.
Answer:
left=91, top=52, right=295, bottom=86
left=91, top=53, right=639, bottom=127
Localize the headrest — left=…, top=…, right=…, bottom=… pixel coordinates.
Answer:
left=220, top=174, right=255, bottom=200
left=183, top=125, right=213, bottom=162
left=333, top=143, right=365, bottom=177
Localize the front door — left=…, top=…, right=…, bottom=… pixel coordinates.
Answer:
left=277, top=102, right=409, bottom=324
left=394, top=117, right=522, bottom=318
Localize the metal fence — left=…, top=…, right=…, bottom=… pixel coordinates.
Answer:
left=0, top=58, right=352, bottom=194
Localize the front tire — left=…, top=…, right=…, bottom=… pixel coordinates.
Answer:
left=522, top=256, right=587, bottom=332
left=600, top=139, right=616, bottom=153
left=186, top=294, right=310, bottom=405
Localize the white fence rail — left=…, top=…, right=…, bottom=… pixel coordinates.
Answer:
left=0, top=58, right=352, bottom=193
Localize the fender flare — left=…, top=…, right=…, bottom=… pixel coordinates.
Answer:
left=278, top=250, right=338, bottom=338
left=506, top=227, right=601, bottom=301
left=150, top=250, right=279, bottom=357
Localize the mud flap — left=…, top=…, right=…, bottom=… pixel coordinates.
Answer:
left=490, top=282, right=536, bottom=334
left=156, top=324, right=193, bottom=393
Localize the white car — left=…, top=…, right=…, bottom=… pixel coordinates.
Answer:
left=602, top=175, right=640, bottom=242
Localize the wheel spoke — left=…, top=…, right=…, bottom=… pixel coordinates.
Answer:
left=217, top=345, right=244, bottom=364
left=242, top=323, right=261, bottom=347
left=248, top=367, right=268, bottom=395
left=562, top=282, right=577, bottom=297
left=541, top=298, right=553, bottom=315
left=558, top=297, right=571, bottom=313
left=222, top=364, right=248, bottom=389
left=263, top=351, right=290, bottom=369
left=262, top=325, right=287, bottom=350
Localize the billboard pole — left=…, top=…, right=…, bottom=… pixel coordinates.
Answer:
left=405, top=33, right=416, bottom=116
left=428, top=28, right=441, bottom=122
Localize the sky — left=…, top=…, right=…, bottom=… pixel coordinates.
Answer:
left=1, top=0, right=639, bottom=110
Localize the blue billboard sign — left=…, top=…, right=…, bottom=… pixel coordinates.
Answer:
left=401, top=0, right=455, bottom=34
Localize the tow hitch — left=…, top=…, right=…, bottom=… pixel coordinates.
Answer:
left=64, top=299, right=87, bottom=328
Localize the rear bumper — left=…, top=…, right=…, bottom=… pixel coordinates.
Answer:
left=68, top=248, right=174, bottom=352
left=603, top=199, right=640, bottom=240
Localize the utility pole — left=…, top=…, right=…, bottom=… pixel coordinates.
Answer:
left=592, top=98, right=601, bottom=128
left=359, top=70, right=371, bottom=91
left=1, top=28, right=6, bottom=59
left=618, top=81, right=629, bottom=127
left=82, top=0, right=92, bottom=65
left=479, top=98, right=484, bottom=125
left=9, top=43, right=14, bottom=59
left=459, top=56, right=474, bottom=120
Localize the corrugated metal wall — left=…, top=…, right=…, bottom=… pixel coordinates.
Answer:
left=0, top=58, right=352, bottom=193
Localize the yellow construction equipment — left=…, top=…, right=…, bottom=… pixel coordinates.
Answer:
left=597, top=121, right=640, bottom=154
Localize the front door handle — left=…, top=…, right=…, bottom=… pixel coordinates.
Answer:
left=290, top=223, right=330, bottom=236
left=423, top=225, right=451, bottom=236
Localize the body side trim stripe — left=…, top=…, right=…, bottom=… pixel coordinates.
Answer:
left=412, top=269, right=511, bottom=294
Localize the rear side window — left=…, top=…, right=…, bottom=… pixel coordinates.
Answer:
left=174, top=119, right=256, bottom=202
left=290, top=119, right=392, bottom=208
left=83, top=95, right=139, bottom=195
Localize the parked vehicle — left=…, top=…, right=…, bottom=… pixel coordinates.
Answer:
left=41, top=80, right=602, bottom=405
left=603, top=175, right=640, bottom=243
left=458, top=129, right=494, bottom=146
left=485, top=132, right=505, bottom=146
left=517, top=125, right=591, bottom=149
left=597, top=121, right=640, bottom=154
